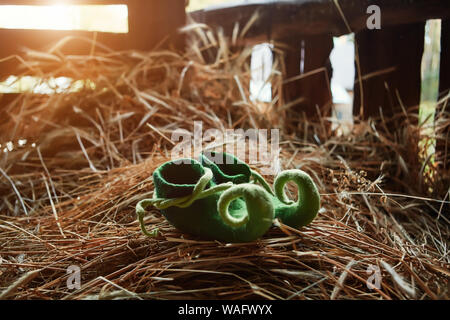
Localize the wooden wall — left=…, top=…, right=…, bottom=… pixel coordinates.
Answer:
left=353, top=22, right=425, bottom=119
left=191, top=0, right=450, bottom=120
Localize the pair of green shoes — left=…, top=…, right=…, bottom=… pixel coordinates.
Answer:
left=136, top=152, right=320, bottom=243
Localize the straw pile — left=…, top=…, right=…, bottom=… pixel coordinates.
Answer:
left=0, top=23, right=449, bottom=300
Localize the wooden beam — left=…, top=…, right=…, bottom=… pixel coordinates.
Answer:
left=126, top=0, right=186, bottom=52
left=0, top=30, right=128, bottom=79
left=190, top=0, right=450, bottom=39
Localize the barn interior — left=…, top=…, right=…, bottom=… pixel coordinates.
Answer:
left=0, top=0, right=449, bottom=300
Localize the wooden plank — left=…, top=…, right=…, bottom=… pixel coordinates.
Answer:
left=0, top=30, right=128, bottom=79
left=126, top=0, right=186, bottom=52
left=439, top=19, right=450, bottom=99
left=190, top=0, right=450, bottom=39
left=436, top=19, right=449, bottom=188
left=353, top=22, right=425, bottom=120
left=276, top=34, right=333, bottom=117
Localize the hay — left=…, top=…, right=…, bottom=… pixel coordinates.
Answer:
left=0, top=23, right=449, bottom=300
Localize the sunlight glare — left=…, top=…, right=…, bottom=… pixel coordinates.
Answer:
left=0, top=5, right=128, bottom=33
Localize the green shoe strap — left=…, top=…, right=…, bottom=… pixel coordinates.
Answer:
left=273, top=169, right=321, bottom=227
left=136, top=167, right=233, bottom=237
left=136, top=200, right=160, bottom=237
left=152, top=168, right=233, bottom=209
left=218, top=183, right=274, bottom=230
left=250, top=170, right=275, bottom=196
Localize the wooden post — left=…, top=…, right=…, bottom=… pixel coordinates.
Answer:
left=277, top=35, right=333, bottom=118
left=439, top=19, right=450, bottom=100
left=353, top=22, right=425, bottom=120
left=435, top=19, right=449, bottom=196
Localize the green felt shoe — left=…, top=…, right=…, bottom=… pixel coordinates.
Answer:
left=199, top=151, right=321, bottom=229
left=136, top=158, right=274, bottom=243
